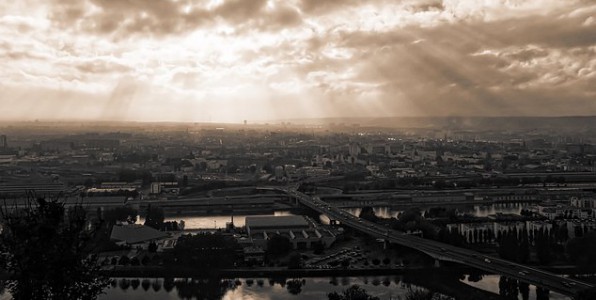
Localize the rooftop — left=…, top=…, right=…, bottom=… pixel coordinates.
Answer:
left=110, top=224, right=168, bottom=244
left=246, top=215, right=310, bottom=229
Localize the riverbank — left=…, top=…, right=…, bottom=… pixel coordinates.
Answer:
left=100, top=264, right=593, bottom=279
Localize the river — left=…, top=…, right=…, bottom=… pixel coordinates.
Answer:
left=96, top=275, right=569, bottom=300
left=158, top=203, right=526, bottom=229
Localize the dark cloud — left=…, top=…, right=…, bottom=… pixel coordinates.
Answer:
left=47, top=0, right=303, bottom=37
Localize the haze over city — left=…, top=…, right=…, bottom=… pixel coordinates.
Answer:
left=1, top=0, right=595, bottom=123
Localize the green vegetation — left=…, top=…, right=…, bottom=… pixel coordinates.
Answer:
left=405, top=289, right=434, bottom=300
left=172, top=233, right=240, bottom=269
left=328, top=285, right=380, bottom=300
left=266, top=234, right=293, bottom=256
left=287, top=252, right=302, bottom=269
left=143, top=205, right=164, bottom=230
left=498, top=229, right=530, bottom=263
left=566, top=231, right=596, bottom=272
left=103, top=206, right=137, bottom=226
left=0, top=198, right=108, bottom=300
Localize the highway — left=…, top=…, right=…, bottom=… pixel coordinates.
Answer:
left=272, top=187, right=595, bottom=299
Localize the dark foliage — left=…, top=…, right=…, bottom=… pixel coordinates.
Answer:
left=266, top=234, right=292, bottom=256
left=172, top=233, right=240, bottom=269
left=143, top=205, right=164, bottom=230
left=328, top=285, right=380, bottom=300
left=0, top=197, right=108, bottom=300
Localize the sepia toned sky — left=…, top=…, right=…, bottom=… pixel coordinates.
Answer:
left=0, top=0, right=595, bottom=123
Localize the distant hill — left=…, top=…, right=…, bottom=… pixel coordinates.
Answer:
left=280, top=116, right=596, bottom=132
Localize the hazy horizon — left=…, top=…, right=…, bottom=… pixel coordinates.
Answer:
left=1, top=0, right=595, bottom=123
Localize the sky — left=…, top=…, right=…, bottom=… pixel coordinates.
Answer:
left=0, top=0, right=595, bottom=123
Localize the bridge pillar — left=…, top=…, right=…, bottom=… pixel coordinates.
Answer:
left=434, top=259, right=441, bottom=268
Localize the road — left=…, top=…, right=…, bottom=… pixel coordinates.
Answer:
left=270, top=186, right=595, bottom=299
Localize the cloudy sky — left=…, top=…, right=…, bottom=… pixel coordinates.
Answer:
left=0, top=0, right=595, bottom=123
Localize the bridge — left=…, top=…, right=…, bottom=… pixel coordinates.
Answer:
left=264, top=186, right=595, bottom=299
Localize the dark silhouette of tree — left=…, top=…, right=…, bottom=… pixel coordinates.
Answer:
left=267, top=234, right=292, bottom=256
left=172, top=233, right=239, bottom=269
left=143, top=205, right=164, bottom=230
left=287, top=252, right=302, bottom=269
left=130, top=279, right=140, bottom=290
left=103, top=206, right=137, bottom=226
left=341, top=259, right=350, bottom=268
left=405, top=288, right=434, bottom=300
left=518, top=281, right=530, bottom=300
left=358, top=206, right=379, bottom=223
left=566, top=231, right=596, bottom=271
left=312, top=241, right=325, bottom=255
left=0, top=197, right=108, bottom=300
left=118, top=255, right=130, bottom=265
left=148, top=241, right=158, bottom=253
left=498, top=276, right=519, bottom=299
left=175, top=278, right=236, bottom=299
left=286, top=279, right=303, bottom=295
left=328, top=285, right=380, bottom=300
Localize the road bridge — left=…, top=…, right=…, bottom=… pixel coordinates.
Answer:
left=261, top=186, right=596, bottom=299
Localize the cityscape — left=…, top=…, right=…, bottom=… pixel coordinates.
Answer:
left=1, top=0, right=596, bottom=300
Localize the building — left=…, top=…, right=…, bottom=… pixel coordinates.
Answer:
left=245, top=215, right=336, bottom=250
left=0, top=135, right=7, bottom=148
left=110, top=224, right=169, bottom=248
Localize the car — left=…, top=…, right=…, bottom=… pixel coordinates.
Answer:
left=484, top=258, right=492, bottom=263
left=518, top=271, right=525, bottom=276
left=439, top=247, right=447, bottom=252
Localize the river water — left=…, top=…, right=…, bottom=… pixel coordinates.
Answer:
left=157, top=203, right=526, bottom=229
left=96, top=275, right=569, bottom=300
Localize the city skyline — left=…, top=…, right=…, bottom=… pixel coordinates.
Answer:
left=1, top=0, right=595, bottom=123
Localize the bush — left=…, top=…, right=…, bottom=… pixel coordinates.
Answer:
left=118, top=255, right=130, bottom=265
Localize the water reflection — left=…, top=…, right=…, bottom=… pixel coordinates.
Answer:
left=0, top=272, right=554, bottom=300
left=343, top=203, right=525, bottom=219
left=100, top=276, right=415, bottom=300
left=139, top=210, right=294, bottom=229
left=138, top=203, right=525, bottom=230
left=462, top=275, right=569, bottom=300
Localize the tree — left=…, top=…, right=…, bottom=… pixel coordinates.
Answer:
left=341, top=259, right=350, bottom=268
left=267, top=234, right=292, bottom=256
left=118, top=255, right=130, bottom=265
left=535, top=233, right=553, bottom=265
left=358, top=207, right=379, bottom=223
left=287, top=252, right=302, bottom=269
left=103, top=206, right=137, bottom=226
left=148, top=241, right=158, bottom=253
left=172, top=233, right=239, bottom=269
left=312, top=241, right=325, bottom=255
left=566, top=232, right=596, bottom=271
left=130, top=257, right=140, bottom=266
left=144, top=205, right=165, bottom=230
left=405, top=288, right=434, bottom=300
left=328, top=285, right=380, bottom=300
left=0, top=198, right=108, bottom=300
left=286, top=279, right=303, bottom=295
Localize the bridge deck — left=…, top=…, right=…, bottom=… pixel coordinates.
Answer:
left=268, top=186, right=595, bottom=299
